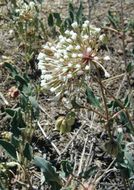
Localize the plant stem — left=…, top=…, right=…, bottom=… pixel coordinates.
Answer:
left=119, top=0, right=131, bottom=87
left=94, top=64, right=113, bottom=141
left=23, top=167, right=33, bottom=190
left=84, top=104, right=107, bottom=120
left=96, top=77, right=134, bottom=131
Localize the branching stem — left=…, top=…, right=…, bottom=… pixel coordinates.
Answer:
left=94, top=64, right=113, bottom=141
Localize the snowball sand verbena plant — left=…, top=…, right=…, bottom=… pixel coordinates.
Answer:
left=38, top=20, right=110, bottom=98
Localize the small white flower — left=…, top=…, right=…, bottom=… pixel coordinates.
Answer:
left=29, top=1, right=35, bottom=9
left=78, top=53, right=83, bottom=58
left=82, top=21, right=89, bottom=28
left=64, top=55, right=69, bottom=59
left=51, top=46, right=56, bottom=51
left=42, top=70, right=47, bottom=74
left=94, top=56, right=99, bottom=61
left=99, top=34, right=105, bottom=41
left=75, top=64, right=81, bottom=69
left=117, top=127, right=123, bottom=133
left=38, top=60, right=45, bottom=65
left=38, top=64, right=45, bottom=70
left=42, top=44, right=49, bottom=49
left=9, top=29, right=14, bottom=35
left=75, top=45, right=81, bottom=50
left=54, top=53, right=61, bottom=59
left=45, top=57, right=52, bottom=61
left=84, top=20, right=90, bottom=25
left=67, top=45, right=73, bottom=51
left=71, top=33, right=77, bottom=40
left=70, top=30, right=75, bottom=36
left=37, top=52, right=46, bottom=60
left=65, top=30, right=70, bottom=35
left=83, top=35, right=89, bottom=40
left=46, top=42, right=52, bottom=46
left=82, top=23, right=88, bottom=28
left=66, top=38, right=72, bottom=43
left=40, top=82, right=48, bottom=88
left=104, top=56, right=110, bottom=61
left=68, top=63, right=73, bottom=67
left=55, top=67, right=61, bottom=71
left=85, top=65, right=90, bottom=70
left=87, top=47, right=92, bottom=53
left=44, top=74, right=52, bottom=80
left=15, top=8, right=20, bottom=13
left=62, top=67, right=68, bottom=72
left=71, top=22, right=78, bottom=28
left=56, top=44, right=62, bottom=49
left=60, top=37, right=66, bottom=43
left=50, top=87, right=56, bottom=92
left=67, top=73, right=73, bottom=79
left=72, top=53, right=77, bottom=58
left=59, top=58, right=64, bottom=62
left=59, top=35, right=63, bottom=39
left=95, top=27, right=101, bottom=33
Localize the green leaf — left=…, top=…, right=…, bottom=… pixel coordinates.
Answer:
left=23, top=143, right=32, bottom=161
left=15, top=75, right=28, bottom=90
left=53, top=13, right=62, bottom=26
left=36, top=0, right=44, bottom=3
left=124, top=151, right=134, bottom=170
left=119, top=112, right=134, bottom=135
left=107, top=10, right=119, bottom=29
left=69, top=11, right=74, bottom=23
left=5, top=108, right=17, bottom=117
left=66, top=111, right=75, bottom=127
left=64, top=18, right=72, bottom=28
left=86, top=87, right=100, bottom=108
left=124, top=95, right=130, bottom=108
left=126, top=62, right=134, bottom=72
left=79, top=165, right=98, bottom=179
left=61, top=160, right=73, bottom=177
left=34, top=156, right=62, bottom=187
left=39, top=20, right=46, bottom=34
left=107, top=100, right=120, bottom=110
left=0, top=140, right=17, bottom=159
left=48, top=13, right=54, bottom=27
left=105, top=140, right=120, bottom=157
left=10, top=109, right=26, bottom=137
left=124, top=144, right=134, bottom=172
left=11, top=135, right=20, bottom=149
left=20, top=94, right=29, bottom=110
left=29, top=96, right=39, bottom=119
left=29, top=96, right=39, bottom=110
left=76, top=2, right=85, bottom=24
left=71, top=97, right=82, bottom=109
left=68, top=3, right=74, bottom=12
left=4, top=63, right=18, bottom=78
left=10, top=0, right=17, bottom=7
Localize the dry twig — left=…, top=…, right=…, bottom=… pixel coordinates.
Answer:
left=37, top=121, right=61, bottom=155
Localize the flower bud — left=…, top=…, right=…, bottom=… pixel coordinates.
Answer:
left=55, top=116, right=65, bottom=131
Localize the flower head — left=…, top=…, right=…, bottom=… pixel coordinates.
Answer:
left=38, top=20, right=110, bottom=98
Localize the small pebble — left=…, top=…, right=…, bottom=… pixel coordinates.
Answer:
left=117, top=49, right=123, bottom=55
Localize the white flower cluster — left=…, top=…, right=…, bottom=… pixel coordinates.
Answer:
left=38, top=20, right=110, bottom=98
left=15, top=0, right=36, bottom=21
